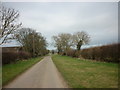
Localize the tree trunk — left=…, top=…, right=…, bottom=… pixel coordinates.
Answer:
left=77, top=44, right=82, bottom=51
left=77, top=40, right=82, bottom=51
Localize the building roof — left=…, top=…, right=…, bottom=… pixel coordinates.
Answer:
left=0, top=40, right=22, bottom=47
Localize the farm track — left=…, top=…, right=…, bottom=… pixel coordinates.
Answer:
left=4, top=56, right=68, bottom=88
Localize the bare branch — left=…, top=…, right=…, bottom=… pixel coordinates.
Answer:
left=73, top=31, right=90, bottom=50
left=0, top=6, right=22, bottom=45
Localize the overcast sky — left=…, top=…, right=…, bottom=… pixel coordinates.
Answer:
left=2, top=2, right=118, bottom=49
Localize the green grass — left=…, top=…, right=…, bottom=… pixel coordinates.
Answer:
left=2, top=57, right=43, bottom=86
left=52, top=55, right=118, bottom=88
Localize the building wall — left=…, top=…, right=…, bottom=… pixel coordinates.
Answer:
left=2, top=47, right=22, bottom=52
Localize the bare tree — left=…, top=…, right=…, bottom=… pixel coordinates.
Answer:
left=0, top=6, right=22, bottom=45
left=59, top=33, right=72, bottom=52
left=73, top=31, right=90, bottom=51
left=52, top=33, right=73, bottom=54
left=52, top=35, right=62, bottom=53
left=15, top=28, right=48, bottom=57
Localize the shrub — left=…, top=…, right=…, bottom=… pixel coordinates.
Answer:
left=81, top=43, right=119, bottom=63
left=2, top=51, right=19, bottom=65
left=2, top=51, right=32, bottom=65
left=66, top=49, right=81, bottom=58
left=75, top=50, right=81, bottom=58
left=81, top=49, right=90, bottom=59
left=18, top=51, right=31, bottom=60
left=66, top=49, right=76, bottom=57
left=57, top=43, right=119, bottom=63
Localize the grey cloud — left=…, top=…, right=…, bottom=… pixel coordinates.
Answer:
left=2, top=2, right=118, bottom=49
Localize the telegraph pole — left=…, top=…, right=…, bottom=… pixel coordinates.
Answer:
left=33, top=33, right=35, bottom=57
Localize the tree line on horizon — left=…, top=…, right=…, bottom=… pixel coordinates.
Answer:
left=52, top=31, right=90, bottom=54
left=52, top=32, right=119, bottom=63
left=0, top=5, right=119, bottom=64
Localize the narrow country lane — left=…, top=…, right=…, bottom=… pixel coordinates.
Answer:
left=4, top=56, right=68, bottom=88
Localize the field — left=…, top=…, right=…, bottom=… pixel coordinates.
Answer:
left=2, top=57, right=43, bottom=86
left=52, top=55, right=118, bottom=88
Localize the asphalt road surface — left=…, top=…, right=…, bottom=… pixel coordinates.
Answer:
left=4, top=56, right=68, bottom=88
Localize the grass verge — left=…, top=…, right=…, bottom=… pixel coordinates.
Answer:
left=2, top=57, right=43, bottom=86
left=52, top=55, right=118, bottom=88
